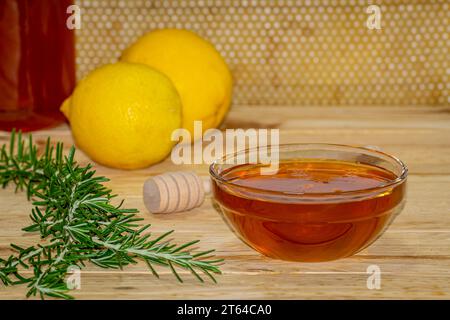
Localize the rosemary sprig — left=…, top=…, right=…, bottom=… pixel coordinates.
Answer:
left=0, top=130, right=222, bottom=299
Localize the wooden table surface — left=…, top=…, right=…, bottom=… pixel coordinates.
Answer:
left=1, top=106, right=449, bottom=299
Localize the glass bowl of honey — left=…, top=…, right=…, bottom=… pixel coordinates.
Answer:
left=210, top=144, right=407, bottom=262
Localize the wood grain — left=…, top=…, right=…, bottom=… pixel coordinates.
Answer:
left=0, top=106, right=449, bottom=299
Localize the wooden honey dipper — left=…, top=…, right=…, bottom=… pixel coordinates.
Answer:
left=143, top=171, right=211, bottom=214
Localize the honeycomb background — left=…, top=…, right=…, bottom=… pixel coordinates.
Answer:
left=75, top=0, right=449, bottom=106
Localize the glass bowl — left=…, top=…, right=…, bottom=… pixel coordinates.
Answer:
left=209, top=144, right=408, bottom=262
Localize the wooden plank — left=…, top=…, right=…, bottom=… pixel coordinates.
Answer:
left=0, top=106, right=449, bottom=299
left=1, top=257, right=449, bottom=299
left=1, top=106, right=450, bottom=174
left=1, top=174, right=449, bottom=234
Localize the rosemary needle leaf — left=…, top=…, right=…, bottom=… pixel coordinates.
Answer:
left=0, top=130, right=223, bottom=299
left=171, top=240, right=200, bottom=254
left=169, top=261, right=183, bottom=283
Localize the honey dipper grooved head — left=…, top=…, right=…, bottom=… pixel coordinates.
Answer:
left=143, top=171, right=207, bottom=214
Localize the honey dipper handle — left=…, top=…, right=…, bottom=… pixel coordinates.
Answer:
left=143, top=171, right=208, bottom=214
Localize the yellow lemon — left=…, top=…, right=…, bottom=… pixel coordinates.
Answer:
left=61, top=62, right=182, bottom=169
left=121, top=29, right=233, bottom=136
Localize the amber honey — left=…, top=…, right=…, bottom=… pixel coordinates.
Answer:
left=211, top=159, right=406, bottom=262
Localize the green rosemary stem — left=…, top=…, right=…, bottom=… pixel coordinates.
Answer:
left=0, top=130, right=223, bottom=299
